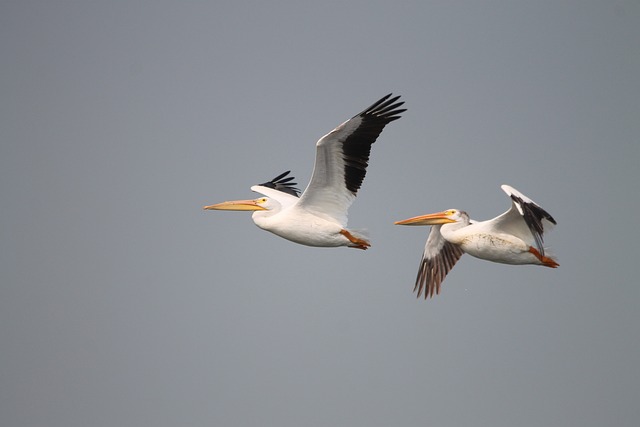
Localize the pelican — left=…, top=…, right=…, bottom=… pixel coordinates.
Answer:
left=204, top=94, right=405, bottom=249
left=395, top=185, right=558, bottom=298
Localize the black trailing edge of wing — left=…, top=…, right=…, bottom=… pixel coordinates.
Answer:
left=342, top=94, right=406, bottom=195
left=258, top=170, right=301, bottom=197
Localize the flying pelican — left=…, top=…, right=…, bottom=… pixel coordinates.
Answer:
left=395, top=185, right=558, bottom=298
left=204, top=94, right=405, bottom=249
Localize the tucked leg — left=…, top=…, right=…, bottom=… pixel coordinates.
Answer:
left=340, top=229, right=371, bottom=250
left=528, top=247, right=559, bottom=268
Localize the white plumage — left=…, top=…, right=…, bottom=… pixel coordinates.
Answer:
left=395, top=185, right=558, bottom=298
left=205, top=94, right=405, bottom=249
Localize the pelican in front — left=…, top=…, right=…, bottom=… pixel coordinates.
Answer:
left=395, top=185, right=558, bottom=298
left=204, top=94, right=405, bottom=249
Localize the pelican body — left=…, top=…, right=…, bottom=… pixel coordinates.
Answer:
left=205, top=94, right=405, bottom=249
left=395, top=185, right=558, bottom=298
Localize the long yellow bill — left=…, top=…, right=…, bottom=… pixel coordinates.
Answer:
left=394, top=211, right=456, bottom=226
left=203, top=199, right=267, bottom=211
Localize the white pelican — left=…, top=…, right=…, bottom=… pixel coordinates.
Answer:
left=395, top=185, right=558, bottom=298
left=204, top=94, right=405, bottom=249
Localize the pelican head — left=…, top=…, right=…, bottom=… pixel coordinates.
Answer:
left=394, top=209, right=467, bottom=226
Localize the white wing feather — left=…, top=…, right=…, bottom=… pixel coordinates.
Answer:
left=297, top=116, right=363, bottom=225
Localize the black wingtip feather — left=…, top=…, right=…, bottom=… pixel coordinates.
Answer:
left=257, top=170, right=301, bottom=197
left=342, top=94, right=406, bottom=194
left=510, top=193, right=556, bottom=256
left=357, top=93, right=406, bottom=122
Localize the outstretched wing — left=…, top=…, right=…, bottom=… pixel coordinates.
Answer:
left=297, top=94, right=405, bottom=225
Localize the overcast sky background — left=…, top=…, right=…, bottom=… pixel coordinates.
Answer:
left=2, top=1, right=639, bottom=426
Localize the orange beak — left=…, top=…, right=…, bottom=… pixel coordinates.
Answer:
left=203, top=199, right=267, bottom=211
left=394, top=211, right=456, bottom=226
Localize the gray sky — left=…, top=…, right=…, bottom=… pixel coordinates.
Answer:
left=1, top=1, right=639, bottom=426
